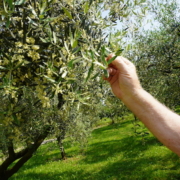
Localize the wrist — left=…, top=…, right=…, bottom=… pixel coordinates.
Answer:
left=121, top=87, right=145, bottom=105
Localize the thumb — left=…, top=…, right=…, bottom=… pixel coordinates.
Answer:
left=107, top=54, right=128, bottom=72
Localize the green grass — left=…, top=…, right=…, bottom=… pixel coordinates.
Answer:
left=9, top=114, right=180, bottom=180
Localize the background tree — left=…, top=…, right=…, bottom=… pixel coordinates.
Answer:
left=98, top=90, right=128, bottom=124
left=130, top=0, right=180, bottom=110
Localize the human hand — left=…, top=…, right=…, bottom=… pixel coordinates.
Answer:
left=104, top=54, right=142, bottom=100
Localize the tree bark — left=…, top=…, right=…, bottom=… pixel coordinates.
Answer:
left=57, top=135, right=66, bottom=160
left=0, top=126, right=50, bottom=180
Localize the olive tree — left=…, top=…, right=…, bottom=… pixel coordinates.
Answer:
left=0, top=0, right=147, bottom=179
left=130, top=0, right=180, bottom=109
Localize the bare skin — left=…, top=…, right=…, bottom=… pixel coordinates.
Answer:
left=105, top=54, right=180, bottom=156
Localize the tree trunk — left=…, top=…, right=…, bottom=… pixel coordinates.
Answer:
left=133, top=115, right=137, bottom=134
left=0, top=126, right=50, bottom=180
left=111, top=118, right=115, bottom=124
left=57, top=136, right=66, bottom=160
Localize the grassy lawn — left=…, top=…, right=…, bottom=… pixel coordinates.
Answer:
left=9, top=114, right=180, bottom=180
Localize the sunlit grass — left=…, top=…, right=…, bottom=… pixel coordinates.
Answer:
left=10, top=114, right=180, bottom=180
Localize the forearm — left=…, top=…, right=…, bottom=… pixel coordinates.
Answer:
left=106, top=55, right=180, bottom=155
left=122, top=89, right=180, bottom=156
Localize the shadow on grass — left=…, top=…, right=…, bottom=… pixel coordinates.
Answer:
left=92, top=120, right=131, bottom=135
left=9, top=123, right=180, bottom=180
left=83, top=137, right=155, bottom=164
